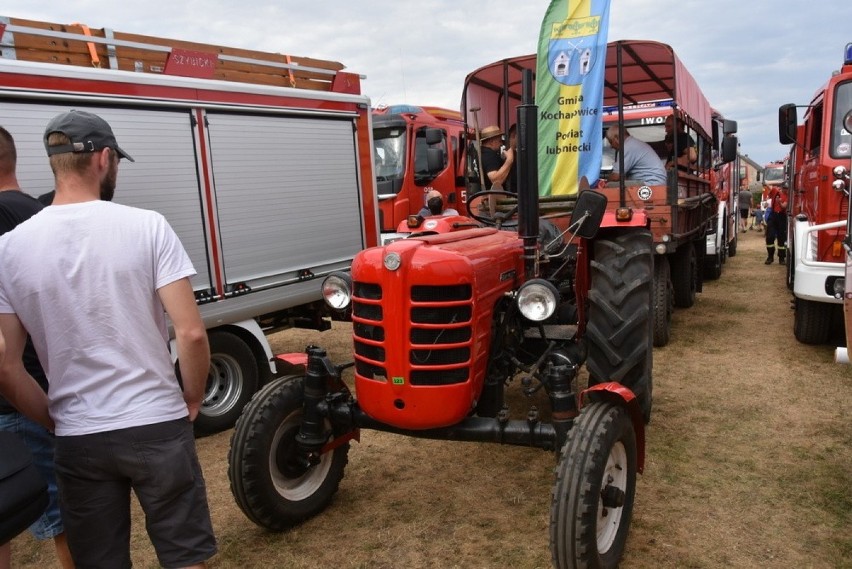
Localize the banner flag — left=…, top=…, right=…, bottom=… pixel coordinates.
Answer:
left=535, top=0, right=611, bottom=196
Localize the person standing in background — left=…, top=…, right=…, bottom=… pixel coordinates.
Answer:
left=738, top=179, right=753, bottom=232
left=0, top=125, right=73, bottom=569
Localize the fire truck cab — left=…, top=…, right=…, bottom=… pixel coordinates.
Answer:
left=778, top=42, right=851, bottom=345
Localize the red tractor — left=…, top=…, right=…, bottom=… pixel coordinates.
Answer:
left=228, top=75, right=653, bottom=569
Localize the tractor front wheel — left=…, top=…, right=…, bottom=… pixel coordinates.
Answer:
left=228, top=376, right=350, bottom=530
left=549, top=401, right=637, bottom=569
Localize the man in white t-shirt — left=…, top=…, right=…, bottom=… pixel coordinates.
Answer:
left=0, top=110, right=216, bottom=568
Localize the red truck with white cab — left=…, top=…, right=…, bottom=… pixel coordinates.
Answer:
left=778, top=42, right=851, bottom=346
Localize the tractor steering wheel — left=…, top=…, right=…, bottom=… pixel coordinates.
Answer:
left=466, top=190, right=519, bottom=228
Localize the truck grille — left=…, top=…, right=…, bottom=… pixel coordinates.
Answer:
left=352, top=282, right=473, bottom=386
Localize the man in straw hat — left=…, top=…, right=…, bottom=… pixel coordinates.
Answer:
left=479, top=125, right=514, bottom=191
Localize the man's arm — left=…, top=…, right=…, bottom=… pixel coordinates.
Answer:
left=486, top=148, right=514, bottom=187
left=158, top=277, right=210, bottom=421
left=0, top=314, right=52, bottom=430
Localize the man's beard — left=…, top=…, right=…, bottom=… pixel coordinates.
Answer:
left=99, top=159, right=117, bottom=201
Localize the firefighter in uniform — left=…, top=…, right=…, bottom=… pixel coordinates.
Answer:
left=763, top=185, right=788, bottom=265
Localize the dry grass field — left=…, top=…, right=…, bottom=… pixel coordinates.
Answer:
left=11, top=229, right=852, bottom=568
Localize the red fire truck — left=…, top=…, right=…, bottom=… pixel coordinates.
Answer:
left=0, top=16, right=378, bottom=433
left=778, top=42, right=851, bottom=345
left=372, top=105, right=468, bottom=242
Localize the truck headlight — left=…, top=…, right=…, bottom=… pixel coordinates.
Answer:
left=322, top=272, right=353, bottom=310
left=516, top=279, right=559, bottom=322
left=831, top=277, right=845, bottom=300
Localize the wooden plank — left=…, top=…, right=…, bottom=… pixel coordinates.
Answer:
left=2, top=16, right=347, bottom=91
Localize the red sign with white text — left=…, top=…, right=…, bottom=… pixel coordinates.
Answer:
left=164, top=48, right=217, bottom=79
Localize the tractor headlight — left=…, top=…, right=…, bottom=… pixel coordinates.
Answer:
left=322, top=272, right=353, bottom=310
left=516, top=279, right=559, bottom=322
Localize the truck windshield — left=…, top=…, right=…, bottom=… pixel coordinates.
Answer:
left=374, top=127, right=406, bottom=188
left=764, top=166, right=784, bottom=183
left=830, top=81, right=852, bottom=159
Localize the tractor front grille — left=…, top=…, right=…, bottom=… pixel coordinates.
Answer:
left=352, top=282, right=473, bottom=386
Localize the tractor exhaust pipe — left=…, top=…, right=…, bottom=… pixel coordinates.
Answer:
left=517, top=68, right=539, bottom=280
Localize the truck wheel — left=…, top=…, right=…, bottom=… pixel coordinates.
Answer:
left=727, top=226, right=738, bottom=258
left=549, top=401, right=637, bottom=569
left=670, top=243, right=697, bottom=308
left=195, top=330, right=259, bottom=435
left=228, top=376, right=349, bottom=530
left=703, top=245, right=722, bottom=281
left=652, top=257, right=672, bottom=348
left=786, top=237, right=795, bottom=291
left=794, top=298, right=833, bottom=345
left=586, top=231, right=653, bottom=423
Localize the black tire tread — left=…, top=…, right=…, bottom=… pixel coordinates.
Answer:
left=228, top=376, right=349, bottom=530
left=549, top=402, right=637, bottom=569
left=794, top=298, right=833, bottom=345
left=652, top=257, right=672, bottom=348
left=195, top=330, right=259, bottom=435
left=670, top=243, right=697, bottom=308
left=586, top=231, right=653, bottom=421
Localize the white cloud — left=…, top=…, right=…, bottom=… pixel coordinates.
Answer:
left=2, top=0, right=851, bottom=165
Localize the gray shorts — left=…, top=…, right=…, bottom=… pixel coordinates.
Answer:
left=54, top=418, right=217, bottom=568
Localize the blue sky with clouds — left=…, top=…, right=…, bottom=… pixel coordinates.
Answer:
left=3, top=1, right=851, bottom=166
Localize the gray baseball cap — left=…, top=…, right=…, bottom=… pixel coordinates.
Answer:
left=43, top=110, right=134, bottom=162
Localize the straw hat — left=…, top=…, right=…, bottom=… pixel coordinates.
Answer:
left=480, top=125, right=503, bottom=141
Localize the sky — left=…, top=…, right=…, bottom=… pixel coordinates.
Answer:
left=3, top=0, right=851, bottom=167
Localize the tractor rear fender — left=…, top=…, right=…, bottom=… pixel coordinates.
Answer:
left=580, top=382, right=646, bottom=473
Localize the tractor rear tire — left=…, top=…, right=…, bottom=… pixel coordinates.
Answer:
left=586, top=231, right=653, bottom=423
left=670, top=243, right=697, bottom=308
left=652, top=256, right=672, bottom=348
left=549, top=401, right=637, bottom=569
left=228, top=376, right=349, bottom=530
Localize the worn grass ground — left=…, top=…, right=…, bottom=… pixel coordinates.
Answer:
left=12, top=230, right=852, bottom=568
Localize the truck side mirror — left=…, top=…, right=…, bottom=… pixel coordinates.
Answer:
left=570, top=190, right=607, bottom=239
left=426, top=147, right=444, bottom=174
left=724, top=119, right=738, bottom=135
left=778, top=103, right=798, bottom=145
left=424, top=127, right=443, bottom=145
left=721, top=136, right=737, bottom=164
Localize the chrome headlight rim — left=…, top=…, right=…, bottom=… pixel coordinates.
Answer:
left=321, top=272, right=353, bottom=310
left=516, top=279, right=559, bottom=322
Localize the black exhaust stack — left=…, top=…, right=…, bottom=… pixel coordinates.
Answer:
left=517, top=68, right=539, bottom=281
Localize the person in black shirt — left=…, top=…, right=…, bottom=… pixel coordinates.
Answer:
left=479, top=125, right=514, bottom=190
left=664, top=114, right=697, bottom=171
left=0, top=126, right=73, bottom=568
